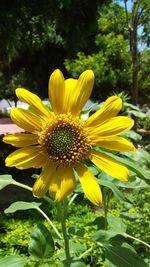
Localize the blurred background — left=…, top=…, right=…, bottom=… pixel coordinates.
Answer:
left=0, top=0, right=149, bottom=111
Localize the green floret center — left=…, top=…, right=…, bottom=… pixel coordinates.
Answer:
left=48, top=127, right=75, bottom=156
left=39, top=114, right=92, bottom=164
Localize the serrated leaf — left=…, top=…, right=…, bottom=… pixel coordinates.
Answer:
left=28, top=223, right=54, bottom=259
left=0, top=175, right=14, bottom=190
left=105, top=245, right=148, bottom=267
left=4, top=201, right=42, bottom=214
left=0, top=255, right=26, bottom=267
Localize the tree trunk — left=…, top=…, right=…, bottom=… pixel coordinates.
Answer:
left=131, top=14, right=138, bottom=106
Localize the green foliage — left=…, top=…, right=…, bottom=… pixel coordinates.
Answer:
left=4, top=201, right=42, bottom=214
left=65, top=3, right=132, bottom=100
left=0, top=189, right=149, bottom=266
left=105, top=245, right=148, bottom=267
left=0, top=216, right=32, bottom=254
left=0, top=98, right=150, bottom=266
left=0, top=0, right=108, bottom=101
left=0, top=174, right=14, bottom=190
left=138, top=115, right=150, bottom=131
left=138, top=49, right=150, bottom=102
left=28, top=223, right=54, bottom=259
left=0, top=255, right=26, bottom=267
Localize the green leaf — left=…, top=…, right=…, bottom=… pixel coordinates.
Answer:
left=87, top=216, right=105, bottom=230
left=124, top=102, right=140, bottom=111
left=105, top=245, right=148, bottom=267
left=107, top=216, right=127, bottom=234
left=28, top=223, right=54, bottom=259
left=105, top=153, right=150, bottom=183
left=92, top=229, right=119, bottom=244
left=92, top=216, right=127, bottom=245
left=0, top=255, right=26, bottom=267
left=123, top=130, right=142, bottom=142
left=87, top=165, right=99, bottom=176
left=4, top=201, right=42, bottom=214
left=127, top=110, right=146, bottom=118
left=140, top=150, right=150, bottom=164
left=113, top=177, right=148, bottom=189
left=69, top=240, right=86, bottom=254
left=98, top=174, right=129, bottom=202
left=0, top=175, right=14, bottom=190
left=80, top=103, right=98, bottom=115
left=63, top=259, right=87, bottom=267
left=120, top=212, right=142, bottom=220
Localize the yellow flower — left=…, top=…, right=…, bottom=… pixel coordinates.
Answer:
left=3, top=69, right=136, bottom=206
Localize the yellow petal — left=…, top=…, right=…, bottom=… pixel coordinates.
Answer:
left=76, top=163, right=102, bottom=206
left=48, top=69, right=65, bottom=114
left=11, top=108, right=43, bottom=133
left=63, top=78, right=78, bottom=113
left=16, top=88, right=52, bottom=119
left=91, top=136, right=136, bottom=153
left=91, top=150, right=129, bottom=181
left=3, top=133, right=39, bottom=147
left=32, top=161, right=57, bottom=198
left=49, top=165, right=76, bottom=202
left=70, top=70, right=94, bottom=116
left=5, top=146, right=46, bottom=169
left=86, top=96, right=122, bottom=127
left=88, top=116, right=134, bottom=138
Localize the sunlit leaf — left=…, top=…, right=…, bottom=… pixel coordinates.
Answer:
left=4, top=201, right=42, bottom=214
left=0, top=175, right=15, bottom=190
left=107, top=216, right=127, bottom=234
left=0, top=255, right=26, bottom=267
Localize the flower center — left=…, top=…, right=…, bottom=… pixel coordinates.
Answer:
left=39, top=114, right=91, bottom=164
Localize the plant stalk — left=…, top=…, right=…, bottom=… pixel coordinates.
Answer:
left=57, top=202, right=71, bottom=266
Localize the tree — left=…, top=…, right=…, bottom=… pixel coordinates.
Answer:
left=0, top=0, right=109, bottom=102
left=65, top=3, right=132, bottom=101
left=138, top=49, right=150, bottom=103
left=123, top=0, right=150, bottom=105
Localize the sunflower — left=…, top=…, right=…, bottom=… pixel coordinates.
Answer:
left=3, top=69, right=135, bottom=206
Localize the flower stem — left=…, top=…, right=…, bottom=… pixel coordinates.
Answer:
left=68, top=193, right=78, bottom=206
left=12, top=180, right=62, bottom=239
left=79, top=247, right=93, bottom=259
left=12, top=180, right=53, bottom=204
left=57, top=202, right=71, bottom=266
left=103, top=188, right=108, bottom=229
left=124, top=233, right=150, bottom=248
left=36, top=206, right=62, bottom=239
left=12, top=180, right=32, bottom=191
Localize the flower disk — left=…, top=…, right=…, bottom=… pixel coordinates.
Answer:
left=39, top=114, right=91, bottom=164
